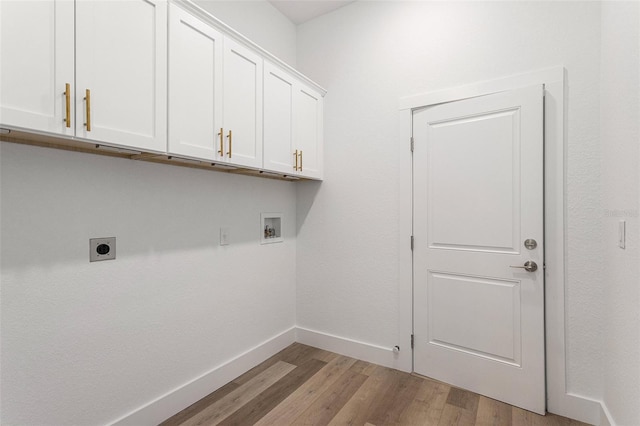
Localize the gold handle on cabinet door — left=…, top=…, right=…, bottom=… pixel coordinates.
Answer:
left=64, top=83, right=71, bottom=128
left=299, top=150, right=303, bottom=171
left=218, top=128, right=224, bottom=156
left=84, top=89, right=91, bottom=131
left=227, top=130, right=232, bottom=158
left=294, top=149, right=299, bottom=170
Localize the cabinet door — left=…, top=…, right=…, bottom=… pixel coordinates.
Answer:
left=295, top=85, right=323, bottom=179
left=0, top=0, right=74, bottom=136
left=168, top=4, right=223, bottom=161
left=263, top=62, right=296, bottom=174
left=223, top=37, right=263, bottom=168
left=75, top=0, right=167, bottom=152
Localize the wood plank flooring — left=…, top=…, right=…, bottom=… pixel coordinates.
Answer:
left=160, top=343, right=590, bottom=426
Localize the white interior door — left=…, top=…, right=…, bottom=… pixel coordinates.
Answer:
left=412, top=85, right=545, bottom=414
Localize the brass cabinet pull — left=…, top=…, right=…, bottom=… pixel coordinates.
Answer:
left=227, top=130, right=232, bottom=158
left=294, top=149, right=299, bottom=170
left=64, top=83, right=71, bottom=128
left=298, top=150, right=302, bottom=171
left=84, top=89, right=91, bottom=131
left=218, top=128, right=224, bottom=156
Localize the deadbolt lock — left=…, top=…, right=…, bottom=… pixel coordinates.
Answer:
left=524, top=239, right=537, bottom=250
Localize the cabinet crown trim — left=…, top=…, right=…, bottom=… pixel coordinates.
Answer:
left=171, top=0, right=327, bottom=97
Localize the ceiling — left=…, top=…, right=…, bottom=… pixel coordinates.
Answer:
left=268, top=1, right=355, bottom=25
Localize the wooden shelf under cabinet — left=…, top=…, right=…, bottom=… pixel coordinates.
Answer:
left=0, top=130, right=307, bottom=182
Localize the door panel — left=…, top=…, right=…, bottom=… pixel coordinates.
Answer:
left=75, top=0, right=167, bottom=152
left=413, top=85, right=544, bottom=414
left=428, top=109, right=520, bottom=252
left=0, top=0, right=74, bottom=136
left=168, top=4, right=223, bottom=161
left=428, top=271, right=521, bottom=365
left=223, top=37, right=262, bottom=168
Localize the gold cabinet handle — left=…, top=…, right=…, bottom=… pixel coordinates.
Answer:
left=64, top=83, right=71, bottom=128
left=294, top=149, right=299, bottom=170
left=299, top=150, right=302, bottom=171
left=218, top=128, right=224, bottom=156
left=84, top=89, right=91, bottom=131
left=227, top=130, right=232, bottom=158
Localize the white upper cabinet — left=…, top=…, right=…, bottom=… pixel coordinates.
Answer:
left=168, top=4, right=223, bottom=161
left=0, top=0, right=167, bottom=153
left=168, top=6, right=263, bottom=168
left=222, top=37, right=263, bottom=169
left=1, top=0, right=323, bottom=179
left=263, top=60, right=323, bottom=179
left=75, top=0, right=167, bottom=152
left=263, top=62, right=296, bottom=175
left=294, top=85, right=323, bottom=179
left=0, top=0, right=75, bottom=136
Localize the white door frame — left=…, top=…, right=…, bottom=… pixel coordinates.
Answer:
left=397, top=67, right=599, bottom=424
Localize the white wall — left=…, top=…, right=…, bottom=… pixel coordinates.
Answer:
left=600, top=2, right=640, bottom=425
left=0, top=3, right=298, bottom=424
left=3, top=1, right=638, bottom=424
left=0, top=144, right=297, bottom=425
left=296, top=0, right=604, bottom=404
left=194, top=0, right=297, bottom=67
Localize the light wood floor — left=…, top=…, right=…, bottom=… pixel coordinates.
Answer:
left=160, top=343, right=590, bottom=426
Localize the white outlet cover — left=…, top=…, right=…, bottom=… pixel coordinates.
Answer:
left=90, top=237, right=116, bottom=262
left=619, top=220, right=626, bottom=249
left=220, top=227, right=230, bottom=246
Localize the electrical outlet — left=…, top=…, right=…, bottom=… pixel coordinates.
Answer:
left=220, top=227, right=230, bottom=246
left=90, top=237, right=116, bottom=262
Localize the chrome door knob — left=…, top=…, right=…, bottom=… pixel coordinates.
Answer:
left=510, top=260, right=538, bottom=272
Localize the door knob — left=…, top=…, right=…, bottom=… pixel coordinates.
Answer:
left=510, top=261, right=538, bottom=272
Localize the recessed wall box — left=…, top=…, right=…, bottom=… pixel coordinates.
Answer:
left=261, top=213, right=283, bottom=244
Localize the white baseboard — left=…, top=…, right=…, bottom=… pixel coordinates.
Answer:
left=109, top=326, right=612, bottom=426
left=548, top=391, right=603, bottom=425
left=109, top=327, right=296, bottom=426
left=599, top=400, right=616, bottom=426
left=295, top=327, right=404, bottom=370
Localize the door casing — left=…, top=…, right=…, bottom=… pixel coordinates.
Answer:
left=397, top=68, right=597, bottom=423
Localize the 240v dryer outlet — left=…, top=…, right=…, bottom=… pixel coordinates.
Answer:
left=90, top=237, right=116, bottom=262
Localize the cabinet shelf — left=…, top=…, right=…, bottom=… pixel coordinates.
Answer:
left=0, top=130, right=310, bottom=182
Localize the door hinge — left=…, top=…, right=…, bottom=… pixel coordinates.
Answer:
left=410, top=235, right=414, bottom=251
left=410, top=137, right=414, bottom=152
left=411, top=334, right=414, bottom=349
